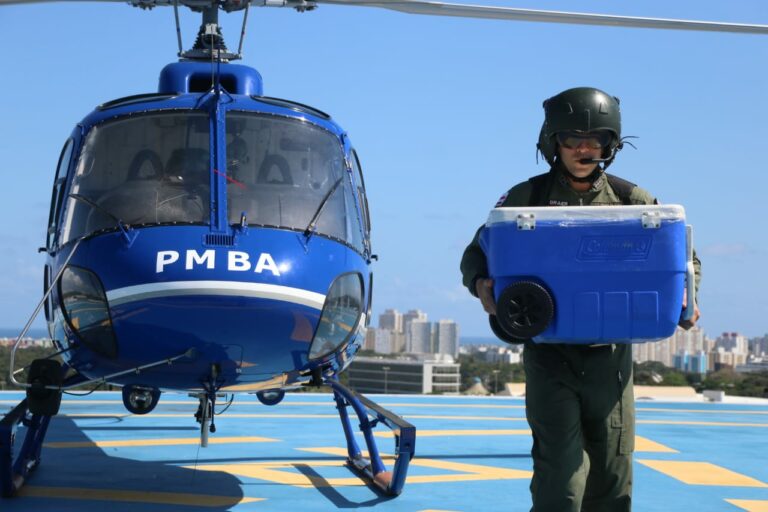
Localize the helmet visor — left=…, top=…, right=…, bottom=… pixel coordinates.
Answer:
left=556, top=130, right=612, bottom=150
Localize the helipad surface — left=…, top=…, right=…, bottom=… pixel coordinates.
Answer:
left=1, top=391, right=766, bottom=511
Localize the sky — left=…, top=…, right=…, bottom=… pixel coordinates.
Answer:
left=1, top=0, right=767, bottom=339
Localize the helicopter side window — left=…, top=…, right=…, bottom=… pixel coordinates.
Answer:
left=226, top=113, right=365, bottom=253
left=59, top=112, right=211, bottom=244
left=350, top=149, right=371, bottom=240
left=46, top=138, right=75, bottom=250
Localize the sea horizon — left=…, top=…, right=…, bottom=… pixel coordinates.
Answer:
left=0, top=327, right=48, bottom=339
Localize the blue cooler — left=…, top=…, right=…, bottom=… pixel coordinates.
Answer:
left=479, top=205, right=695, bottom=344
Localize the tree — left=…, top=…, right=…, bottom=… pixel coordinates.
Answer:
left=457, top=354, right=524, bottom=392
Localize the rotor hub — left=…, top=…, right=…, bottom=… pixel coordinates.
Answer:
left=181, top=22, right=239, bottom=61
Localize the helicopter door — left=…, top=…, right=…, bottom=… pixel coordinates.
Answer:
left=350, top=149, right=371, bottom=251
left=46, top=138, right=75, bottom=251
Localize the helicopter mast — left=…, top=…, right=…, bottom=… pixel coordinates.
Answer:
left=179, top=4, right=240, bottom=61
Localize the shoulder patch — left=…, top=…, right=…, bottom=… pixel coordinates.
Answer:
left=494, top=192, right=508, bottom=207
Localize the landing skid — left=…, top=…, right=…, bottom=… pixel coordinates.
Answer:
left=1, top=380, right=417, bottom=498
left=326, top=379, right=416, bottom=496
left=0, top=399, right=52, bottom=497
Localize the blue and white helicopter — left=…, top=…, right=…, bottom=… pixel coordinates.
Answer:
left=2, top=0, right=767, bottom=499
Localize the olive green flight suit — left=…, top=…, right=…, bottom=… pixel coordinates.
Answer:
left=460, top=169, right=701, bottom=512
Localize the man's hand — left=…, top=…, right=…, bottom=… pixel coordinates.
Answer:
left=679, top=289, right=701, bottom=330
left=475, top=278, right=497, bottom=315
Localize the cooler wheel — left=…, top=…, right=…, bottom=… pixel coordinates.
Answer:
left=496, top=281, right=554, bottom=339
left=488, top=314, right=524, bottom=344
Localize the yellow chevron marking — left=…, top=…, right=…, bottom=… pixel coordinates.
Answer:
left=371, top=430, right=675, bottom=454
left=725, top=499, right=768, bottom=511
left=634, top=436, right=678, bottom=453
left=189, top=446, right=531, bottom=487
left=637, top=460, right=768, bottom=487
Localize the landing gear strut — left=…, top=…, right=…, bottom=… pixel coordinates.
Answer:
left=194, top=393, right=217, bottom=446
left=0, top=399, right=51, bottom=497
left=193, top=364, right=222, bottom=447
left=1, top=365, right=80, bottom=498
left=326, top=379, right=416, bottom=496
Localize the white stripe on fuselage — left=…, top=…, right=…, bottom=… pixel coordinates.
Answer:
left=106, top=281, right=326, bottom=310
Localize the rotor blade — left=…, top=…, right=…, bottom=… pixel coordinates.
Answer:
left=3, top=0, right=767, bottom=35
left=314, top=0, right=768, bottom=35
left=0, top=0, right=211, bottom=5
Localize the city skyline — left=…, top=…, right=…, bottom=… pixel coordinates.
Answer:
left=363, top=305, right=768, bottom=374
left=365, top=308, right=460, bottom=358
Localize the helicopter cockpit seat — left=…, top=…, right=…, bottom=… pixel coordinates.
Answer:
left=163, top=148, right=209, bottom=186
left=152, top=148, right=211, bottom=223
left=227, top=135, right=249, bottom=176
left=127, top=149, right=163, bottom=181
left=226, top=151, right=347, bottom=240
left=227, top=153, right=291, bottom=228
left=256, top=154, right=293, bottom=186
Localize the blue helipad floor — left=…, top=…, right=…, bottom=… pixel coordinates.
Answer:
left=1, top=391, right=767, bottom=511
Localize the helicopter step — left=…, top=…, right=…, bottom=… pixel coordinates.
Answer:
left=325, top=379, right=416, bottom=496
left=25, top=359, right=64, bottom=416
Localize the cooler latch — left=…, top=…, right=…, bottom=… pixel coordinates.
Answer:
left=517, top=213, right=536, bottom=230
left=641, top=211, right=661, bottom=229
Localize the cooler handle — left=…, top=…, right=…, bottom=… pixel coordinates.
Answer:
left=681, top=224, right=696, bottom=321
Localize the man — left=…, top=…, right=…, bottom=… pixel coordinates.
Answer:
left=460, top=87, right=701, bottom=511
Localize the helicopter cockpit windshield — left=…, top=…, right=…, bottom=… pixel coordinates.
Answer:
left=226, top=113, right=364, bottom=251
left=60, top=112, right=211, bottom=244
left=57, top=110, right=363, bottom=251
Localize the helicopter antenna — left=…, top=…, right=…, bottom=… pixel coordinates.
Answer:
left=173, top=0, right=183, bottom=56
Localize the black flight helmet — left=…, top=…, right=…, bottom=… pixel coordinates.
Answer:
left=537, top=87, right=622, bottom=169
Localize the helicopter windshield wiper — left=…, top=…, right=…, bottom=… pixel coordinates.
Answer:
left=69, top=193, right=125, bottom=226
left=303, top=177, right=344, bottom=240
left=69, top=193, right=136, bottom=245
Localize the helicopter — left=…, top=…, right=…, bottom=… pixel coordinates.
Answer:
left=2, top=0, right=768, bottom=500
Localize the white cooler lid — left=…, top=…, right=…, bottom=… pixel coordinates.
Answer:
left=486, top=204, right=685, bottom=226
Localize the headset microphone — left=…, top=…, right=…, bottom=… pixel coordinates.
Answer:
left=578, top=144, right=621, bottom=165
left=578, top=157, right=609, bottom=165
